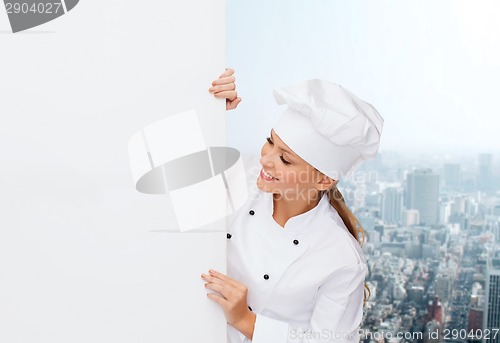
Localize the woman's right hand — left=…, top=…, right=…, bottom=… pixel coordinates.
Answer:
left=209, top=68, right=242, bottom=111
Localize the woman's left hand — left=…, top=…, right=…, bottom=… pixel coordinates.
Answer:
left=201, top=269, right=255, bottom=339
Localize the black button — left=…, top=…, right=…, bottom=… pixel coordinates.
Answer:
left=293, top=239, right=299, bottom=245
left=249, top=210, right=255, bottom=215
left=248, top=306, right=252, bottom=311
left=263, top=274, right=269, bottom=280
left=227, top=233, right=232, bottom=239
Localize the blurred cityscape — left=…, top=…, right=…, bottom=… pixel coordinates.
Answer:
left=344, top=152, right=500, bottom=343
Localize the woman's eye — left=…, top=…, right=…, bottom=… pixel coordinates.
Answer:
left=266, top=137, right=289, bottom=164
left=280, top=155, right=291, bottom=165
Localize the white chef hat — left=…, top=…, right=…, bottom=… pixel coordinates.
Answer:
left=272, top=79, right=384, bottom=180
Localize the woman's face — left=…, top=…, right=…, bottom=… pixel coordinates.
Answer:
left=257, top=129, right=334, bottom=201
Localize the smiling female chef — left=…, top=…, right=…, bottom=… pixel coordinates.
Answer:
left=203, top=69, right=383, bottom=343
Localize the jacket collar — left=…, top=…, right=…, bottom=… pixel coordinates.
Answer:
left=257, top=189, right=331, bottom=235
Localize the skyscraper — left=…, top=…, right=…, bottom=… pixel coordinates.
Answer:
left=484, top=264, right=500, bottom=343
left=435, top=274, right=451, bottom=303
left=478, top=153, right=493, bottom=193
left=382, top=187, right=403, bottom=225
left=406, top=169, right=440, bottom=226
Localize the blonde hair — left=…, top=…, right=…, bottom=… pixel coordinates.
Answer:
left=325, top=187, right=371, bottom=306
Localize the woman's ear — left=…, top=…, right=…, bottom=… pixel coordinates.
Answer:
left=317, top=175, right=338, bottom=191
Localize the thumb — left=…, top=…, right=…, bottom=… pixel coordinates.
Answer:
left=227, top=97, right=242, bottom=110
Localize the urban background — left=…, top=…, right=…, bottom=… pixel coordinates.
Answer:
left=350, top=152, right=500, bottom=343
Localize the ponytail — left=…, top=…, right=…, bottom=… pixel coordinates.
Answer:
left=325, top=187, right=371, bottom=306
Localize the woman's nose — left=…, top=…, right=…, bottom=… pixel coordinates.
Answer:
left=260, top=155, right=274, bottom=169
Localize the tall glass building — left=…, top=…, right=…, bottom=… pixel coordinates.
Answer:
left=484, top=264, right=500, bottom=343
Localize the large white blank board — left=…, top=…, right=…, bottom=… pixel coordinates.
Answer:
left=0, top=1, right=227, bottom=342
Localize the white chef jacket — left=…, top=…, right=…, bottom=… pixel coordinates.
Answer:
left=226, top=156, right=368, bottom=343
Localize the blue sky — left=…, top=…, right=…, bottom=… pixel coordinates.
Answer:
left=227, top=0, right=500, bottom=155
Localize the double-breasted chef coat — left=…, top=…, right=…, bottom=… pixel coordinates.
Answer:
left=226, top=156, right=369, bottom=343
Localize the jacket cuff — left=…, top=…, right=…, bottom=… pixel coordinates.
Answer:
left=251, top=313, right=290, bottom=343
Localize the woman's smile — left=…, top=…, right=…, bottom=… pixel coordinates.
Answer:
left=260, top=168, right=278, bottom=181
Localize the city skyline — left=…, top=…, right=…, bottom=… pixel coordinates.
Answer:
left=339, top=146, right=500, bottom=340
